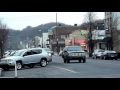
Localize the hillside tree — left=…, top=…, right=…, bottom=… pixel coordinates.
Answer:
left=111, top=13, right=120, bottom=52
left=0, top=20, right=9, bottom=59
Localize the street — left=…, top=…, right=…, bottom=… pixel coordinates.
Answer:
left=2, top=55, right=120, bottom=78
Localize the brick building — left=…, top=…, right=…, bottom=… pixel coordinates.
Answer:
left=48, top=26, right=81, bottom=53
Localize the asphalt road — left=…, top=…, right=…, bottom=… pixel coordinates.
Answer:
left=2, top=55, right=120, bottom=78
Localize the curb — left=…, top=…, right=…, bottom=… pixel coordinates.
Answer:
left=0, top=68, right=2, bottom=77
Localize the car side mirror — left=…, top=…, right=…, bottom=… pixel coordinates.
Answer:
left=64, top=50, right=67, bottom=52
left=23, top=54, right=26, bottom=57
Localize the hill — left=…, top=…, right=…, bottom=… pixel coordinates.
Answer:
left=6, top=22, right=69, bottom=50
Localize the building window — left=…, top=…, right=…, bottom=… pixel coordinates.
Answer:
left=61, top=34, right=69, bottom=39
left=61, top=35, right=66, bottom=39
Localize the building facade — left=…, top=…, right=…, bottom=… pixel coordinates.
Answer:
left=92, top=30, right=107, bottom=50
left=104, top=12, right=120, bottom=52
left=48, top=26, right=81, bottom=53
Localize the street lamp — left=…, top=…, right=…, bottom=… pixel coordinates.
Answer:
left=57, top=39, right=58, bottom=54
left=39, top=30, right=43, bottom=48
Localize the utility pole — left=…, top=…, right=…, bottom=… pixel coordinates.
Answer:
left=57, top=39, right=58, bottom=54
left=56, top=12, right=58, bottom=53
left=42, top=33, right=43, bottom=48
left=56, top=12, right=57, bottom=28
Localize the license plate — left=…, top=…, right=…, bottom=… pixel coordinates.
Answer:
left=75, top=53, right=79, bottom=56
left=111, top=56, right=114, bottom=57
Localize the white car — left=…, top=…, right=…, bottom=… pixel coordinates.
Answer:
left=92, top=49, right=104, bottom=59
left=0, top=48, right=52, bottom=71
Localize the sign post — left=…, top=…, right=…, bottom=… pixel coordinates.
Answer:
left=14, top=60, right=18, bottom=78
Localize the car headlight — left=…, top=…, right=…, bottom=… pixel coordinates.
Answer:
left=7, top=59, right=14, bottom=62
left=82, top=53, right=85, bottom=56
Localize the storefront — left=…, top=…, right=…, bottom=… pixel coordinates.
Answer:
left=74, top=39, right=87, bottom=50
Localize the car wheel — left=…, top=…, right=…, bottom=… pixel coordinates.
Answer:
left=104, top=56, right=107, bottom=60
left=83, top=59, right=86, bottom=63
left=40, top=59, right=47, bottom=67
left=16, top=62, right=23, bottom=70
left=115, top=58, right=117, bottom=60
left=100, top=56, right=102, bottom=60
left=67, top=59, right=70, bottom=63
left=79, top=60, right=81, bottom=63
left=63, top=59, right=67, bottom=63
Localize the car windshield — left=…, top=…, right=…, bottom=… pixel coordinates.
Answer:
left=12, top=50, right=25, bottom=56
left=106, top=50, right=116, bottom=53
left=67, top=46, right=83, bottom=51
left=44, top=48, right=51, bottom=51
left=98, top=50, right=104, bottom=52
left=10, top=51, right=16, bottom=56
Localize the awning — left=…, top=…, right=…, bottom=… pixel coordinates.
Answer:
left=74, top=40, right=86, bottom=44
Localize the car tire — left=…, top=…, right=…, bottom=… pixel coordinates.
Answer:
left=63, top=59, right=67, bottom=63
left=115, top=58, right=117, bottom=60
left=16, top=62, right=23, bottom=70
left=100, top=56, right=102, bottom=60
left=79, top=60, right=81, bottom=63
left=40, top=59, right=47, bottom=67
left=104, top=56, right=107, bottom=60
left=67, top=59, right=70, bottom=63
left=83, top=59, right=86, bottom=63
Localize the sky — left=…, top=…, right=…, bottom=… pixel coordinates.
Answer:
left=0, top=12, right=105, bottom=30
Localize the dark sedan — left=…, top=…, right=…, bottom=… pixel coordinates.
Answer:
left=62, top=46, right=86, bottom=63
left=100, top=50, right=118, bottom=60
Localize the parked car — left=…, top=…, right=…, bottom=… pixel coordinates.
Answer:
left=100, top=50, right=118, bottom=60
left=62, top=46, right=86, bottom=63
left=92, top=49, right=105, bottom=59
left=43, top=48, right=54, bottom=56
left=0, top=48, right=52, bottom=71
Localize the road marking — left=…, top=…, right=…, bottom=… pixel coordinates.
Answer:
left=50, top=66, right=78, bottom=73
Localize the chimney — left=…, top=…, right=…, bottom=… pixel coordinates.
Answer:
left=74, top=24, right=77, bottom=26
left=59, top=24, right=61, bottom=26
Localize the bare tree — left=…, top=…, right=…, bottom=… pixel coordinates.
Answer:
left=83, top=12, right=97, bottom=57
left=111, top=13, right=120, bottom=52
left=0, top=20, right=9, bottom=59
